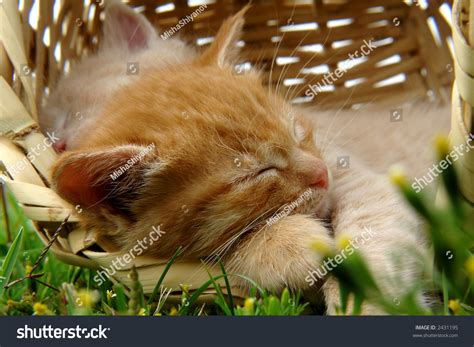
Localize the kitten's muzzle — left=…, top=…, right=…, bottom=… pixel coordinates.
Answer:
left=301, top=158, right=329, bottom=190
left=309, top=165, right=328, bottom=189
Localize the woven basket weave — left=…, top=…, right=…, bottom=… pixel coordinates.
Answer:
left=451, top=0, right=474, bottom=203
left=0, top=0, right=471, bottom=300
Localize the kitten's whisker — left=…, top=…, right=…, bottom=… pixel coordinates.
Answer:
left=284, top=31, right=326, bottom=100
left=210, top=193, right=316, bottom=264
left=230, top=125, right=251, bottom=157
left=268, top=1, right=297, bottom=95
left=215, top=196, right=322, bottom=280
left=252, top=46, right=270, bottom=75
left=199, top=204, right=283, bottom=271
left=285, top=28, right=334, bottom=101
left=213, top=128, right=242, bottom=157
left=275, top=31, right=312, bottom=96
left=319, top=86, right=357, bottom=155
left=200, top=229, right=253, bottom=272
left=208, top=207, right=276, bottom=257
left=322, top=96, right=378, bottom=155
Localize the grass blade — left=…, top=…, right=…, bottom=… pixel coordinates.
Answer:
left=217, top=257, right=234, bottom=315
left=113, top=283, right=128, bottom=313
left=179, top=275, right=227, bottom=315
left=147, top=246, right=183, bottom=304
left=179, top=272, right=267, bottom=315
left=442, top=272, right=449, bottom=315
left=0, top=227, right=24, bottom=299
left=202, top=263, right=232, bottom=315
left=63, top=283, right=77, bottom=315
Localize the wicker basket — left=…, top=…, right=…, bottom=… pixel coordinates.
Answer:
left=0, top=0, right=471, bottom=300
left=451, top=0, right=474, bottom=203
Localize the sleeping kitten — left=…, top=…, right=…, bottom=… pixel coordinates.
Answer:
left=41, top=2, right=439, bottom=314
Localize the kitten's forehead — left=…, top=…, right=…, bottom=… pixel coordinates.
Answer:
left=179, top=71, right=306, bottom=163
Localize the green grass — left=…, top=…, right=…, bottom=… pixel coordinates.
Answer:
left=0, top=137, right=473, bottom=316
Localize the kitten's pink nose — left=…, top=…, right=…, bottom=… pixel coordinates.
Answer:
left=309, top=166, right=328, bottom=189
left=299, top=158, right=328, bottom=189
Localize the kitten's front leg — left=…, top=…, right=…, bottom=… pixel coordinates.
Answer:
left=323, top=152, right=427, bottom=314
left=226, top=214, right=333, bottom=293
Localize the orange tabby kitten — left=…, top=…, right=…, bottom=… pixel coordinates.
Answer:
left=41, top=2, right=436, bottom=314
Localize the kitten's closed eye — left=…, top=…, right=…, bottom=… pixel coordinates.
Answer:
left=256, top=166, right=278, bottom=176
left=232, top=165, right=279, bottom=184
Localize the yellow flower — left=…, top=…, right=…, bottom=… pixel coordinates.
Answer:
left=448, top=300, right=460, bottom=315
left=169, top=306, right=178, bottom=316
left=76, top=290, right=99, bottom=308
left=434, top=135, right=450, bottom=156
left=389, top=166, right=408, bottom=187
left=310, top=239, right=332, bottom=256
left=336, top=234, right=351, bottom=250
left=138, top=308, right=146, bottom=316
left=465, top=256, right=474, bottom=279
left=240, top=297, right=255, bottom=315
left=106, top=290, right=116, bottom=301
left=244, top=298, right=255, bottom=311
left=33, top=302, right=50, bottom=315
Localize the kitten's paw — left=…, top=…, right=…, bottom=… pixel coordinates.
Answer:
left=226, top=214, right=333, bottom=293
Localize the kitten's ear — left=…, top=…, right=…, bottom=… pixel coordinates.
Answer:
left=199, top=5, right=250, bottom=68
left=103, top=1, right=157, bottom=51
left=52, top=145, right=155, bottom=217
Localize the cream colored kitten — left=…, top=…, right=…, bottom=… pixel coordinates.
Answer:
left=40, top=2, right=195, bottom=152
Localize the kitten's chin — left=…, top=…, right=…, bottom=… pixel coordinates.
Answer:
left=297, top=188, right=330, bottom=219
left=313, top=195, right=331, bottom=219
